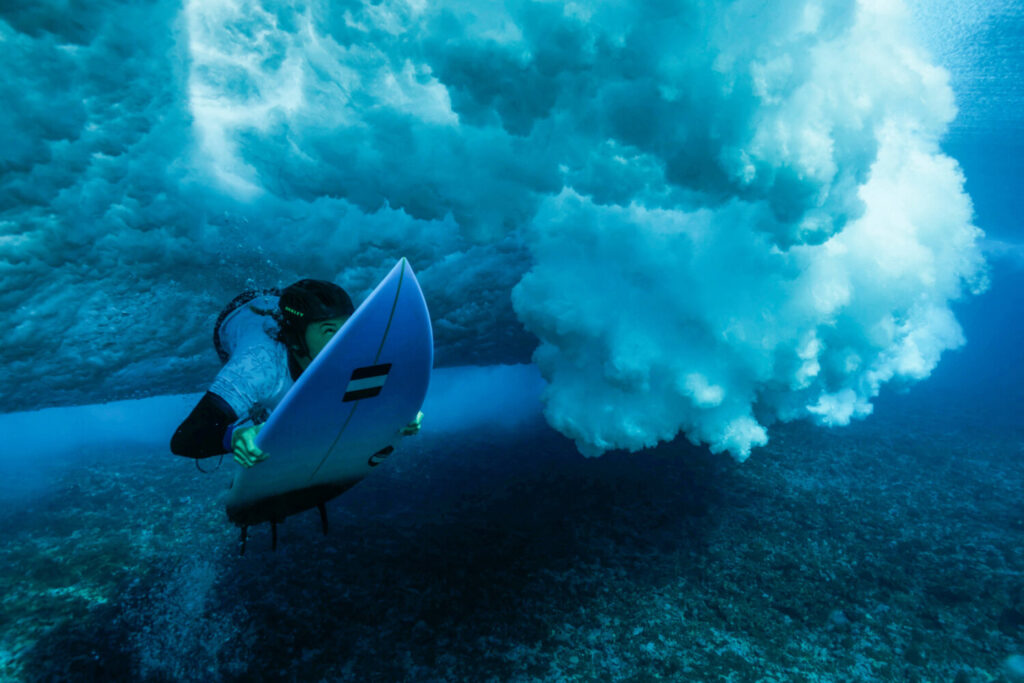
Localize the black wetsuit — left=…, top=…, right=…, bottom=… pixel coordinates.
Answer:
left=169, top=392, right=238, bottom=459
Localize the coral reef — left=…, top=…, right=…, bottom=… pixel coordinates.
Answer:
left=1, top=391, right=1020, bottom=681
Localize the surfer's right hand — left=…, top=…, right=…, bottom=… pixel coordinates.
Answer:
left=232, top=424, right=268, bottom=468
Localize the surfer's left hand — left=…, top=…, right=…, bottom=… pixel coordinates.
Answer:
left=401, top=411, right=423, bottom=436
left=232, top=424, right=269, bottom=467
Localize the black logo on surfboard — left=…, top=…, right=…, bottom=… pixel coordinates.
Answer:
left=343, top=364, right=392, bottom=402
left=368, top=445, right=394, bottom=467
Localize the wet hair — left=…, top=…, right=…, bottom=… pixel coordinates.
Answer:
left=274, top=279, right=354, bottom=358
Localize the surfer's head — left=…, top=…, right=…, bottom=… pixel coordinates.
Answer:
left=277, top=279, right=354, bottom=365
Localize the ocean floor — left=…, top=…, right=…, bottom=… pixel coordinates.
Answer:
left=1, top=389, right=1022, bottom=682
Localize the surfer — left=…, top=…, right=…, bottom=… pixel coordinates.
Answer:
left=170, top=279, right=423, bottom=468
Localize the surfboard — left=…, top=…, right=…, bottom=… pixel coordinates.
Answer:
left=225, top=258, right=433, bottom=527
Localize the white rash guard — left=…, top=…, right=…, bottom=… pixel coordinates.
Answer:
left=209, top=294, right=294, bottom=425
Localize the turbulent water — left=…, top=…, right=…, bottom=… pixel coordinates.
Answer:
left=1, top=0, right=1022, bottom=680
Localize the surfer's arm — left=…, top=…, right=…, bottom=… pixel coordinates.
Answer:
left=170, top=391, right=238, bottom=458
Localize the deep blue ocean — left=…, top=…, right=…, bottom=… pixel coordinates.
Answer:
left=1, top=1, right=1022, bottom=681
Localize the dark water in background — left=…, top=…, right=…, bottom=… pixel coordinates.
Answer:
left=903, top=258, right=1023, bottom=422
left=1, top=352, right=1022, bottom=682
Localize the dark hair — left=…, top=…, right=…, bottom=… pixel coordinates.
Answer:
left=275, top=279, right=354, bottom=358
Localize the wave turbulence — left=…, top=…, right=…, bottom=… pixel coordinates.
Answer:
left=0, top=0, right=986, bottom=459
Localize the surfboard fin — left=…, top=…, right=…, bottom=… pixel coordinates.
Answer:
left=318, top=502, right=329, bottom=535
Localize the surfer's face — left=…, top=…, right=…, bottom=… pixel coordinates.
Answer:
left=304, top=316, right=348, bottom=361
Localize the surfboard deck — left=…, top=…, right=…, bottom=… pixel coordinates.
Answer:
left=225, top=258, right=433, bottom=526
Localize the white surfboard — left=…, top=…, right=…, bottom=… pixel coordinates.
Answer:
left=225, top=258, right=433, bottom=526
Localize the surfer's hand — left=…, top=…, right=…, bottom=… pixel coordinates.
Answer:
left=401, top=411, right=423, bottom=436
left=232, top=424, right=268, bottom=468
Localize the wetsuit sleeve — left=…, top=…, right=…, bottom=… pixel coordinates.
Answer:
left=170, top=392, right=238, bottom=459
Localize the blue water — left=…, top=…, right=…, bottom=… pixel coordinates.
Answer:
left=2, top=0, right=1023, bottom=681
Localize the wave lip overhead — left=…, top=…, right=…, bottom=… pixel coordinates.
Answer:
left=0, top=0, right=993, bottom=459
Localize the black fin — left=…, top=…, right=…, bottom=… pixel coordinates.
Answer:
left=318, top=502, right=329, bottom=535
